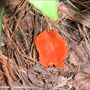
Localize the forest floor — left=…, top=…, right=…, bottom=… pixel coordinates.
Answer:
left=1, top=0, right=90, bottom=90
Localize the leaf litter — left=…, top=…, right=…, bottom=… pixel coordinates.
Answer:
left=0, top=0, right=90, bottom=90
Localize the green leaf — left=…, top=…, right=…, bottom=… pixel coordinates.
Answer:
left=28, top=0, right=58, bottom=21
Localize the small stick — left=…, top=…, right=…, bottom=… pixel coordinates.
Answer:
left=1, top=51, right=14, bottom=90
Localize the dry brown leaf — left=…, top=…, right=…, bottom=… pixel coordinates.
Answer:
left=28, top=63, right=73, bottom=89
left=70, top=42, right=88, bottom=63
left=63, top=51, right=79, bottom=75
left=84, top=41, right=90, bottom=59
left=74, top=67, right=90, bottom=90
left=28, top=63, right=50, bottom=87
left=68, top=51, right=79, bottom=66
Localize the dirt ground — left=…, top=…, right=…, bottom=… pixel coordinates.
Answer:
left=0, top=0, right=90, bottom=90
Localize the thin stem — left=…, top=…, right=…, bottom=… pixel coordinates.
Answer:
left=0, top=0, right=4, bottom=55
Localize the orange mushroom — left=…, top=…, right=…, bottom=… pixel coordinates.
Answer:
left=35, top=30, right=69, bottom=67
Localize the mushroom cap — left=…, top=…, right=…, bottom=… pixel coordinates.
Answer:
left=35, top=30, right=69, bottom=67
